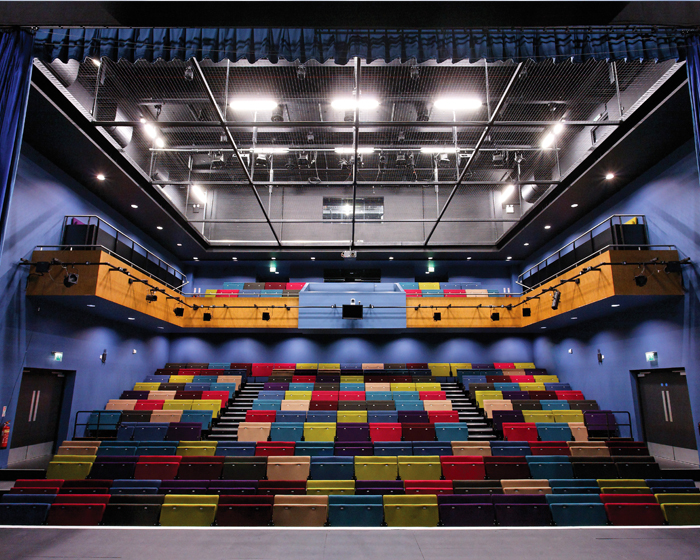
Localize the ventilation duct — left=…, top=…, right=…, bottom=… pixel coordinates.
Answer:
left=521, top=183, right=549, bottom=204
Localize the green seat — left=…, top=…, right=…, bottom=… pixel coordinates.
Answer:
left=398, top=455, right=441, bottom=480
left=303, top=422, right=336, bottom=442
left=383, top=495, right=439, bottom=527
left=50, top=454, right=97, bottom=462
left=176, top=445, right=217, bottom=456
left=306, top=480, right=355, bottom=495
left=159, top=504, right=217, bottom=526
left=661, top=504, right=700, bottom=525
left=46, top=461, right=93, bottom=480
left=354, top=456, right=399, bottom=481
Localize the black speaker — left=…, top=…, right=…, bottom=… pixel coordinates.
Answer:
left=433, top=312, right=441, bottom=321
left=490, top=312, right=500, bottom=321
left=522, top=308, right=531, bottom=317
left=174, top=307, right=185, bottom=317
left=342, top=304, right=363, bottom=319
left=262, top=312, right=271, bottom=321
left=203, top=313, right=212, bottom=321
left=35, top=261, right=51, bottom=273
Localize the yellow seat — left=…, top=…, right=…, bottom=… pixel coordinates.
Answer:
left=451, top=441, right=491, bottom=456
left=514, top=362, right=535, bottom=368
left=661, top=504, right=700, bottom=525
left=502, top=479, right=552, bottom=494
left=428, top=363, right=450, bottom=376
left=50, top=454, right=97, bottom=462
left=423, top=400, right=452, bottom=411
left=340, top=376, right=364, bottom=383
left=522, top=410, right=555, bottom=423
left=415, top=383, right=441, bottom=391
left=534, top=375, right=559, bottom=383
left=267, top=456, right=311, bottom=481
left=163, top=399, right=193, bottom=411
left=191, top=400, right=221, bottom=418
left=164, top=495, right=219, bottom=505
left=237, top=422, right=272, bottom=442
left=553, top=410, right=584, bottom=423
left=285, top=390, right=312, bottom=400
left=318, top=363, right=340, bottom=370
left=365, top=383, right=391, bottom=392
left=105, top=399, right=137, bottom=411
left=169, top=375, right=194, bottom=383
left=474, top=390, right=503, bottom=408
left=280, top=400, right=310, bottom=411
left=57, top=446, right=99, bottom=456
left=303, top=422, right=336, bottom=442
left=337, top=411, right=368, bottom=423
left=383, top=495, right=439, bottom=527
left=159, top=503, right=217, bottom=526
left=518, top=383, right=546, bottom=391
left=178, top=440, right=212, bottom=447
left=273, top=495, right=328, bottom=526
left=483, top=399, right=513, bottom=418
left=568, top=422, right=589, bottom=441
left=175, top=445, right=217, bottom=457
left=296, top=363, right=318, bottom=370
left=306, top=480, right=355, bottom=495
left=656, top=494, right=700, bottom=505
left=148, top=390, right=176, bottom=400
left=398, top=455, right=441, bottom=480
left=354, top=456, right=398, bottom=481
left=134, top=383, right=161, bottom=391
left=450, top=363, right=471, bottom=376
left=418, top=282, right=440, bottom=290
left=46, top=461, right=93, bottom=480
left=391, top=382, right=416, bottom=391
left=204, top=289, right=218, bottom=298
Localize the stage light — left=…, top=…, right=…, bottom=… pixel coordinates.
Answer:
left=331, top=97, right=380, bottom=111
left=262, top=312, right=271, bottom=321
left=96, top=174, right=105, bottom=181
left=551, top=289, right=561, bottom=310
left=433, top=312, right=442, bottom=322
left=174, top=307, right=185, bottom=316
left=145, top=294, right=158, bottom=302
left=35, top=261, right=51, bottom=274
left=271, top=105, right=284, bottom=122
left=490, top=312, right=500, bottom=321
left=437, top=153, right=452, bottom=168
left=414, top=101, right=430, bottom=122
left=203, top=313, right=212, bottom=322
left=297, top=65, right=306, bottom=79
left=523, top=308, right=531, bottom=317
left=634, top=273, right=648, bottom=287
left=665, top=261, right=682, bottom=274
left=229, top=99, right=278, bottom=111
left=63, top=272, right=79, bottom=288
left=434, top=97, right=482, bottom=111
left=184, top=65, right=194, bottom=81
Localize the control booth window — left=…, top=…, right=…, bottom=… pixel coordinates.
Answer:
left=323, top=197, right=384, bottom=221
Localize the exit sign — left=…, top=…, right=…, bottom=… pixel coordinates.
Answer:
left=645, top=351, right=657, bottom=362
left=52, top=351, right=63, bottom=362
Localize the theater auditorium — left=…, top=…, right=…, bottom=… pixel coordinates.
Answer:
left=1, top=1, right=700, bottom=558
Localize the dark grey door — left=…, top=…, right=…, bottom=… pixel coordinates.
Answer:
left=635, top=368, right=698, bottom=465
left=9, top=368, right=66, bottom=464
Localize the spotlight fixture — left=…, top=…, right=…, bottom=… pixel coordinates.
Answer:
left=344, top=110, right=354, bottom=122
left=96, top=174, right=106, bottom=181
left=192, top=305, right=200, bottom=311
left=665, top=261, right=682, bottom=274
left=173, top=307, right=185, bottom=317
left=634, top=273, right=648, bottom=287
left=551, top=289, right=561, bottom=310
left=184, top=65, right=194, bottom=81
left=271, top=105, right=284, bottom=122
left=35, top=261, right=51, bottom=274
left=414, top=101, right=430, bottom=122
left=437, top=153, right=452, bottom=168
left=254, top=154, right=269, bottom=168
left=297, top=152, right=311, bottom=168
left=339, top=158, right=349, bottom=170
left=490, top=312, right=500, bottom=321
left=409, top=65, right=420, bottom=80
left=396, top=152, right=407, bottom=167
left=63, top=272, right=79, bottom=288
left=285, top=155, right=299, bottom=170
left=203, top=313, right=212, bottom=322
left=145, top=294, right=158, bottom=302
left=307, top=131, right=315, bottom=143
left=262, top=312, right=271, bottom=321
left=523, top=308, right=531, bottom=317
left=297, top=65, right=306, bottom=79
left=433, top=312, right=442, bottom=322
left=605, top=173, right=615, bottom=180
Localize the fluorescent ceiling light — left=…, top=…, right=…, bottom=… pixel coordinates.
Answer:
left=91, top=58, right=101, bottom=67
left=341, top=204, right=353, bottom=215
left=420, top=146, right=458, bottom=154
left=155, top=137, right=165, bottom=148
left=500, top=184, right=515, bottom=202
left=553, top=122, right=565, bottom=134
left=229, top=99, right=278, bottom=111
left=253, top=147, right=289, bottom=154
left=143, top=124, right=157, bottom=139
left=330, top=97, right=380, bottom=110
left=191, top=184, right=207, bottom=204
left=541, top=133, right=555, bottom=148
left=334, top=147, right=375, bottom=154
left=433, top=97, right=482, bottom=111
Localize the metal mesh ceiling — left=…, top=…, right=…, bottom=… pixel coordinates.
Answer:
left=37, top=55, right=683, bottom=249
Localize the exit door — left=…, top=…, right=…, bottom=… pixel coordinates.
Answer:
left=8, top=368, right=67, bottom=465
left=634, top=368, right=699, bottom=466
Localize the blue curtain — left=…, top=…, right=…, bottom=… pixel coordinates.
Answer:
left=687, top=35, right=700, bottom=182
left=33, top=27, right=686, bottom=65
left=0, top=28, right=34, bottom=261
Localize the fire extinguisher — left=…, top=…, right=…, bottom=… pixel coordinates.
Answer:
left=1, top=422, right=10, bottom=449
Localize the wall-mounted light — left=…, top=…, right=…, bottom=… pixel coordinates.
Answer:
left=551, top=289, right=561, bottom=310
left=597, top=349, right=604, bottom=364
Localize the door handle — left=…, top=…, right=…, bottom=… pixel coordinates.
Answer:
left=28, top=391, right=36, bottom=422
left=33, top=390, right=40, bottom=422
left=665, top=390, right=673, bottom=422
left=661, top=391, right=669, bottom=421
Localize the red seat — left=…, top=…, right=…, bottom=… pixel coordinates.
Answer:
left=419, top=391, right=446, bottom=400
left=494, top=363, right=515, bottom=369
left=505, top=375, right=535, bottom=383
left=53, top=494, right=111, bottom=505
left=503, top=422, right=538, bottom=442
left=600, top=494, right=657, bottom=504
left=10, top=486, right=60, bottom=494
left=401, top=423, right=436, bottom=441
left=339, top=391, right=365, bottom=401
left=177, top=369, right=202, bottom=376
left=285, top=283, right=306, bottom=291
left=134, top=400, right=163, bottom=411
left=440, top=456, right=486, bottom=480
left=46, top=504, right=106, bottom=525
left=309, top=400, right=338, bottom=411
left=202, top=390, right=229, bottom=407
left=62, top=480, right=111, bottom=489
left=428, top=411, right=459, bottom=423
left=175, top=390, right=203, bottom=400
left=252, top=363, right=274, bottom=377
left=134, top=459, right=181, bottom=480
left=405, top=480, right=454, bottom=495
left=246, top=410, right=276, bottom=422
left=556, top=390, right=584, bottom=400
left=216, top=289, right=239, bottom=297
left=390, top=376, right=413, bottom=382
left=177, top=457, right=225, bottom=479
left=257, top=480, right=307, bottom=495
left=266, top=283, right=287, bottom=290
left=255, top=442, right=295, bottom=457
left=292, top=375, right=316, bottom=382
left=406, top=363, right=429, bottom=370
left=405, top=290, right=422, bottom=297
left=369, top=423, right=403, bottom=442
left=312, top=391, right=339, bottom=401
left=215, top=495, right=274, bottom=526
left=604, top=503, right=665, bottom=525
left=230, top=363, right=252, bottom=375
left=528, top=391, right=557, bottom=400
left=486, top=375, right=505, bottom=383
left=14, top=479, right=64, bottom=488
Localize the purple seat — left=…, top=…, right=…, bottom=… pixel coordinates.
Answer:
left=88, top=457, right=137, bottom=479
left=502, top=391, right=529, bottom=400
left=492, top=494, right=548, bottom=504
left=398, top=411, right=429, bottom=423
left=472, top=363, right=495, bottom=369
left=334, top=444, right=373, bottom=456
left=317, top=375, right=340, bottom=382
left=336, top=423, right=370, bottom=442
left=164, top=422, right=202, bottom=441
left=121, top=390, right=149, bottom=399
left=494, top=503, right=553, bottom=526
left=159, top=480, right=208, bottom=494
left=264, top=382, right=289, bottom=390
left=439, top=494, right=493, bottom=504
left=492, top=410, right=524, bottom=432
left=438, top=495, right=496, bottom=526
left=208, top=480, right=258, bottom=494
left=356, top=481, right=404, bottom=495
left=584, top=411, right=619, bottom=436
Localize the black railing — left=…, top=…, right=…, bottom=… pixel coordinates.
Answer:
left=72, top=410, right=119, bottom=440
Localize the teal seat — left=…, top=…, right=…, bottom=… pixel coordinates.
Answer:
left=528, top=461, right=574, bottom=479
left=540, top=400, right=570, bottom=411
left=435, top=423, right=468, bottom=441
left=546, top=494, right=602, bottom=504
left=296, top=442, right=335, bottom=456
left=392, top=391, right=420, bottom=401
left=87, top=411, right=121, bottom=432
left=395, top=401, right=423, bottom=411
left=252, top=400, right=282, bottom=411
left=550, top=503, right=609, bottom=526
left=210, top=383, right=238, bottom=398
left=209, top=362, right=230, bottom=369
left=536, top=422, right=572, bottom=441
left=181, top=410, right=213, bottom=430
left=328, top=495, right=384, bottom=526
left=367, top=392, right=393, bottom=401
left=270, top=422, right=304, bottom=441
left=494, top=383, right=520, bottom=391
left=340, top=383, right=365, bottom=391
left=289, top=383, right=314, bottom=391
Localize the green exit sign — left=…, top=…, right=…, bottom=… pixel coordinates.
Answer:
left=52, top=351, right=63, bottom=362
left=645, top=351, right=657, bottom=362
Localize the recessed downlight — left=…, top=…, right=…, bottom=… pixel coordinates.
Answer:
left=571, top=203, right=579, bottom=208
left=177, top=243, right=182, bottom=247
left=467, top=257, right=472, bottom=260
left=389, top=257, right=394, bottom=260
left=541, top=326, right=547, bottom=329
left=128, top=317, right=135, bottom=321
left=544, top=225, right=551, bottom=230
left=96, top=174, right=105, bottom=181
left=193, top=257, right=199, bottom=261
left=524, top=243, right=530, bottom=246
left=605, top=173, right=615, bottom=180
left=310, top=257, right=316, bottom=260
left=506, top=256, right=512, bottom=260
left=157, top=326, right=164, bottom=329
left=87, top=304, right=95, bottom=308
left=131, top=204, right=138, bottom=209
left=428, top=257, right=433, bottom=260
left=231, top=257, right=237, bottom=260
left=611, top=304, right=620, bottom=308
left=157, top=226, right=163, bottom=230
left=271, top=257, right=276, bottom=260
left=571, top=317, right=578, bottom=320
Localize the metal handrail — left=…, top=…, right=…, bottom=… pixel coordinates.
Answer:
left=72, top=410, right=118, bottom=440
left=517, top=214, right=650, bottom=290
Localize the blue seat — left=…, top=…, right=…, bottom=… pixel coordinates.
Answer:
left=97, top=444, right=138, bottom=456
left=185, top=383, right=211, bottom=391
left=296, top=442, right=335, bottom=457
left=550, top=479, right=598, bottom=488
left=110, top=479, right=161, bottom=492
left=307, top=411, right=337, bottom=422
left=252, top=400, right=281, bottom=411
left=87, top=411, right=121, bottom=432
left=258, top=391, right=285, bottom=400
left=310, top=456, right=355, bottom=480
left=289, top=383, right=314, bottom=391
left=544, top=383, right=572, bottom=390
left=413, top=442, right=452, bottom=456
left=368, top=411, right=398, bottom=423
left=216, top=442, right=256, bottom=456
left=550, top=503, right=609, bottom=526
left=394, top=401, right=423, bottom=411
left=462, top=376, right=488, bottom=387
left=536, top=422, right=572, bottom=442
left=491, top=442, right=531, bottom=456
left=328, top=495, right=384, bottom=526
left=546, top=494, right=602, bottom=504
left=197, top=376, right=218, bottom=383
left=136, top=443, right=178, bottom=455
left=0, top=503, right=51, bottom=525
left=366, top=392, right=392, bottom=401
left=270, top=422, right=304, bottom=441
left=340, top=383, right=364, bottom=391
left=277, top=411, right=308, bottom=423
left=552, top=487, right=602, bottom=494
left=373, top=442, right=412, bottom=456
left=181, top=410, right=214, bottom=430
left=540, top=400, right=570, bottom=411
left=133, top=423, right=169, bottom=441
left=145, top=375, right=170, bottom=383
left=116, top=424, right=135, bottom=441
left=527, top=460, right=574, bottom=479
left=392, top=391, right=419, bottom=401
left=435, top=422, right=468, bottom=441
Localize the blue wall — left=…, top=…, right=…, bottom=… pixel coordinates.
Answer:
left=0, top=145, right=171, bottom=467
left=532, top=140, right=700, bottom=460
